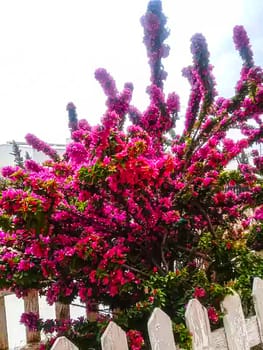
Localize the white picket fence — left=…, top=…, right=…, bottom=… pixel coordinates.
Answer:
left=51, top=277, right=263, bottom=350
left=1, top=277, right=263, bottom=349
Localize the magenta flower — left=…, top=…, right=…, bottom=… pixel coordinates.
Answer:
left=141, top=0, right=169, bottom=88
left=95, top=68, right=118, bottom=99
left=66, top=142, right=88, bottom=164
left=25, top=159, right=44, bottom=172
left=20, top=312, right=40, bottom=331
left=1, top=165, right=20, bottom=178
left=233, top=25, right=254, bottom=67
left=207, top=307, right=219, bottom=324
left=25, top=133, right=59, bottom=161
left=193, top=287, right=206, bottom=298
left=255, top=206, right=263, bottom=220
left=0, top=2, right=263, bottom=349
left=67, top=102, right=78, bottom=133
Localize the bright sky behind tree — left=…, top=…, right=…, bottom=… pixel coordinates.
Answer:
left=0, top=0, right=262, bottom=144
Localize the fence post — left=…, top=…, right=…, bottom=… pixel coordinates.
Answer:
left=221, top=292, right=250, bottom=350
left=23, top=290, right=40, bottom=343
left=55, top=302, right=70, bottom=320
left=101, top=321, right=129, bottom=350
left=0, top=294, right=8, bottom=350
left=147, top=307, right=177, bottom=350
left=86, top=301, right=98, bottom=322
left=185, top=298, right=214, bottom=349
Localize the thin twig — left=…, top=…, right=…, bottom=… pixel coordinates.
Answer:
left=194, top=201, right=216, bottom=238
left=161, top=232, right=169, bottom=272
left=122, top=263, right=150, bottom=277
left=177, top=245, right=213, bottom=262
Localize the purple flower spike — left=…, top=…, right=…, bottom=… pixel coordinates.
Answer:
left=25, top=134, right=59, bottom=162
left=233, top=25, right=254, bottom=67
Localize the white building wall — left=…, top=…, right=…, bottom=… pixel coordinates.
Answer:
left=0, top=142, right=65, bottom=168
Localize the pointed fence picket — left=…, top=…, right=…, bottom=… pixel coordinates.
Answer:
left=221, top=292, right=250, bottom=350
left=3, top=277, right=263, bottom=349
left=147, top=307, right=177, bottom=350
left=101, top=321, right=129, bottom=350
left=185, top=298, right=214, bottom=349
left=50, top=337, right=78, bottom=350
left=252, top=276, right=263, bottom=342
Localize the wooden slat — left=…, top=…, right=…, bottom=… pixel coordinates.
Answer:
left=253, top=277, right=263, bottom=342
left=185, top=298, right=214, bottom=349
left=148, top=307, right=177, bottom=350
left=0, top=295, right=8, bottom=350
left=211, top=327, right=228, bottom=349
left=211, top=315, right=261, bottom=349
left=101, top=321, right=129, bottom=350
left=23, top=290, right=40, bottom=343
left=221, top=292, right=250, bottom=350
left=246, top=315, right=261, bottom=348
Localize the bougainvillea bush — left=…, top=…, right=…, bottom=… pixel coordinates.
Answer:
left=1, top=1, right=263, bottom=349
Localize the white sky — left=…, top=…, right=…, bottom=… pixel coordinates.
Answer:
left=0, top=0, right=262, bottom=145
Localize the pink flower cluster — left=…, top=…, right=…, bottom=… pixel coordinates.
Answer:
left=25, top=133, right=59, bottom=161
left=0, top=1, right=262, bottom=348
left=233, top=25, right=254, bottom=67
left=67, top=102, right=78, bottom=132
left=141, top=0, right=169, bottom=88
left=127, top=329, right=145, bottom=350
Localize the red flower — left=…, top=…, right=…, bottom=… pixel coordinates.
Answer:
left=193, top=287, right=206, bottom=298
left=208, top=307, right=219, bottom=324
left=148, top=296, right=154, bottom=303
left=226, top=242, right=232, bottom=250
left=127, top=330, right=145, bottom=350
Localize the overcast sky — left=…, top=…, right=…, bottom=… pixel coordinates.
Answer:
left=0, top=0, right=262, bottom=145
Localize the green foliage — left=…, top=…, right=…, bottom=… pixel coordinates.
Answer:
left=78, top=163, right=116, bottom=186
left=173, top=323, right=192, bottom=350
